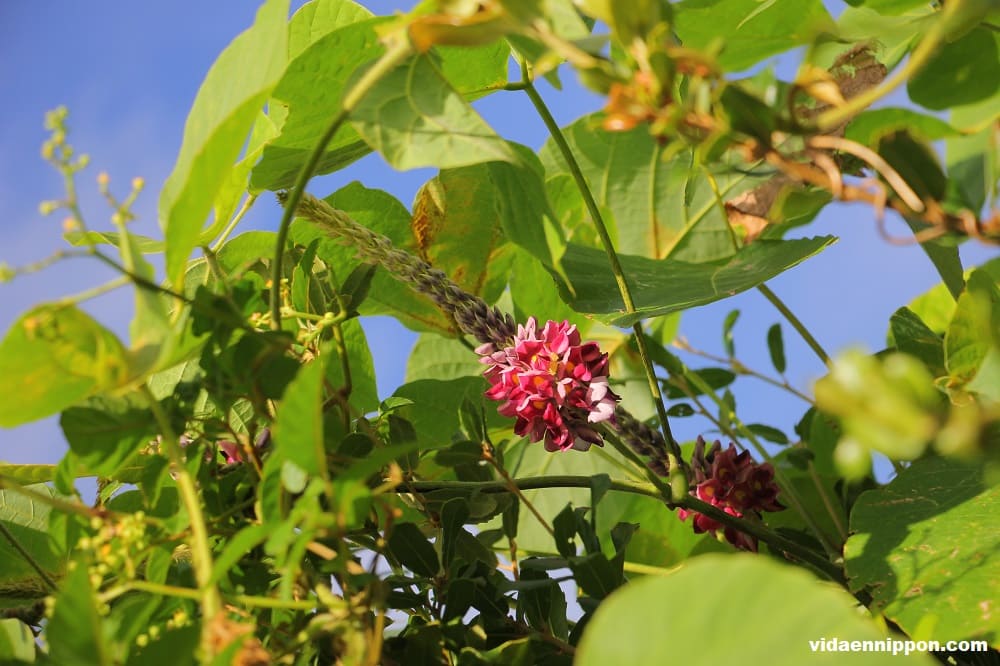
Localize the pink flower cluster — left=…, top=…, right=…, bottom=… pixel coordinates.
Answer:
left=477, top=317, right=619, bottom=452
left=677, top=438, right=784, bottom=551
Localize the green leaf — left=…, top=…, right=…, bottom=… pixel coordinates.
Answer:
left=406, top=334, right=482, bottom=382
left=209, top=522, right=271, bottom=585
left=59, top=396, right=156, bottom=477
left=160, top=0, right=289, bottom=285
left=843, top=0, right=934, bottom=14
left=287, top=0, right=374, bottom=59
left=0, top=305, right=131, bottom=427
left=845, top=457, right=1000, bottom=646
left=554, top=237, right=836, bottom=327
left=568, top=551, right=621, bottom=600
left=350, top=54, right=517, bottom=170
left=539, top=118, right=766, bottom=263
left=674, top=0, right=834, bottom=72
left=0, top=618, right=35, bottom=663
left=441, top=498, right=471, bottom=569
left=908, top=27, right=1000, bottom=111
left=888, top=307, right=946, bottom=377
left=273, top=357, right=327, bottom=477
left=250, top=18, right=383, bottom=191
left=393, top=378, right=507, bottom=449
left=845, top=108, right=958, bottom=148
left=947, top=93, right=999, bottom=211
left=577, top=554, right=937, bottom=665
left=0, top=485, right=66, bottom=600
left=906, top=256, right=1000, bottom=333
left=46, top=564, right=113, bottom=666
left=722, top=309, right=740, bottom=357
left=325, top=319, right=379, bottom=415
left=387, top=522, right=440, bottom=577
left=745, top=423, right=789, bottom=444
left=411, top=165, right=514, bottom=301
left=944, top=270, right=1000, bottom=400
left=767, top=323, right=786, bottom=374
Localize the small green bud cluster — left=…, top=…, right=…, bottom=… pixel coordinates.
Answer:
left=76, top=512, right=150, bottom=584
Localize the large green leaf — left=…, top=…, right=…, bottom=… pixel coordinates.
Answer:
left=674, top=0, right=834, bottom=72
left=845, top=108, right=958, bottom=148
left=350, top=54, right=516, bottom=170
left=252, top=15, right=511, bottom=190
left=944, top=270, right=1000, bottom=401
left=577, top=554, right=936, bottom=665
left=59, top=396, right=157, bottom=478
left=0, top=305, right=131, bottom=427
left=393, top=377, right=506, bottom=449
left=845, top=457, right=1000, bottom=646
left=325, top=319, right=379, bottom=415
left=411, top=166, right=514, bottom=303
left=539, top=118, right=765, bottom=263
left=287, top=0, right=374, bottom=58
left=250, top=18, right=384, bottom=191
left=554, top=236, right=836, bottom=327
left=0, top=485, right=67, bottom=601
left=908, top=27, right=1000, bottom=111
left=160, top=0, right=289, bottom=285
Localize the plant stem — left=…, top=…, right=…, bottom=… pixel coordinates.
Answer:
left=270, top=40, right=412, bottom=331
left=141, top=387, right=222, bottom=641
left=210, top=194, right=257, bottom=252
left=520, top=67, right=682, bottom=468
left=678, top=370, right=840, bottom=558
left=757, top=284, right=830, bottom=365
left=408, top=474, right=841, bottom=582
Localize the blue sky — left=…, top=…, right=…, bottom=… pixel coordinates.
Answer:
left=0, top=2, right=994, bottom=470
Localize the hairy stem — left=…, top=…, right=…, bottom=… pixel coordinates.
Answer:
left=520, top=67, right=683, bottom=469
left=757, top=284, right=830, bottom=365
left=270, top=40, right=412, bottom=330
left=141, top=387, right=222, bottom=645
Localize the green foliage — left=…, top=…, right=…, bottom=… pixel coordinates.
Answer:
left=2, top=0, right=999, bottom=662
left=577, top=555, right=937, bottom=665
left=846, top=457, right=1000, bottom=645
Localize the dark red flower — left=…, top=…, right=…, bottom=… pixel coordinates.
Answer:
left=677, top=437, right=785, bottom=551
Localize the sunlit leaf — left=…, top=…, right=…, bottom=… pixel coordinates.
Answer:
left=846, top=457, right=1000, bottom=646
left=554, top=237, right=836, bottom=326
left=160, top=0, right=289, bottom=285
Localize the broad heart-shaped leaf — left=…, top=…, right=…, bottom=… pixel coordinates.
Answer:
left=845, top=457, right=1000, bottom=646
left=287, top=0, right=374, bottom=58
left=673, top=0, right=834, bottom=73
left=250, top=18, right=384, bottom=191
left=0, top=305, right=131, bottom=427
left=553, top=236, right=836, bottom=327
left=411, top=165, right=514, bottom=299
left=0, top=485, right=67, bottom=602
left=350, top=53, right=517, bottom=171
left=251, top=17, right=511, bottom=190
left=577, top=554, right=937, bottom=666
left=944, top=270, right=1000, bottom=401
left=160, top=0, right=288, bottom=285
left=908, top=27, right=999, bottom=111
left=59, top=395, right=157, bottom=478
left=539, top=118, right=767, bottom=264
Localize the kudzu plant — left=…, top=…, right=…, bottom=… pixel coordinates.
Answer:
left=0, top=0, right=998, bottom=664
